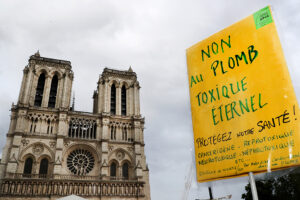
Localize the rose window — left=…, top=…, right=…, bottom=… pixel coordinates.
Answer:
left=67, top=149, right=95, bottom=175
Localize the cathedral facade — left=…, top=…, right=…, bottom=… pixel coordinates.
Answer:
left=0, top=52, right=150, bottom=200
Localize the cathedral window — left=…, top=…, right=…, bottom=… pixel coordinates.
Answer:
left=121, top=85, right=126, bottom=115
left=67, top=149, right=95, bottom=175
left=47, top=119, right=50, bottom=134
left=110, top=84, right=116, bottom=115
left=122, top=127, right=127, bottom=141
left=92, top=123, right=97, bottom=139
left=122, top=163, right=129, bottom=179
left=68, top=118, right=97, bottom=139
left=68, top=123, right=72, bottom=137
left=48, top=75, right=58, bottom=108
left=30, top=118, right=34, bottom=133
left=33, top=118, right=38, bottom=133
left=111, top=126, right=116, bottom=140
left=110, top=162, right=117, bottom=177
left=34, top=73, right=45, bottom=107
left=39, top=158, right=48, bottom=177
left=23, top=157, right=33, bottom=175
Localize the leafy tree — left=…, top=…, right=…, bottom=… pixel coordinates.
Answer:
left=272, top=172, right=300, bottom=200
left=241, top=180, right=274, bottom=200
left=241, top=171, right=300, bottom=200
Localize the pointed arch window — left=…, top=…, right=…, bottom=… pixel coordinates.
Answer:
left=110, top=84, right=116, bottom=115
left=48, top=75, right=58, bottom=108
left=110, top=162, right=117, bottom=177
left=122, top=163, right=129, bottom=179
left=39, top=158, right=48, bottom=177
left=30, top=118, right=34, bottom=133
left=122, top=127, right=127, bottom=141
left=47, top=119, right=50, bottom=134
left=121, top=85, right=126, bottom=115
left=111, top=126, right=116, bottom=140
left=23, top=157, right=33, bottom=175
left=34, top=118, right=38, bottom=132
left=34, top=73, right=45, bottom=107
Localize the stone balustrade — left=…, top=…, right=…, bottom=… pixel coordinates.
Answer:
left=0, top=178, right=145, bottom=197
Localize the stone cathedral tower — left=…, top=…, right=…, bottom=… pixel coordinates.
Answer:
left=0, top=52, right=150, bottom=200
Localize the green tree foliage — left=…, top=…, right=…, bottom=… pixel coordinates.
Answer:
left=241, top=172, right=300, bottom=200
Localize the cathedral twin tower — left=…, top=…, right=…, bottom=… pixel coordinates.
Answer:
left=0, top=52, right=150, bottom=200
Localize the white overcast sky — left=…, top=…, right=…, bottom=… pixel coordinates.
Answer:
left=0, top=0, right=300, bottom=200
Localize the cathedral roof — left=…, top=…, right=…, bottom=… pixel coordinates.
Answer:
left=102, top=67, right=137, bottom=79
left=29, top=51, right=72, bottom=68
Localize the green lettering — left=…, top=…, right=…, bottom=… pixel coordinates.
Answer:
left=250, top=95, right=257, bottom=112
left=212, top=107, right=219, bottom=125
left=208, top=89, right=216, bottom=102
left=221, top=35, right=231, bottom=53
left=218, top=105, right=223, bottom=122
left=235, top=51, right=248, bottom=66
left=222, top=86, right=229, bottom=98
left=202, top=46, right=210, bottom=62
left=220, top=61, right=228, bottom=74
left=196, top=74, right=203, bottom=82
left=212, top=42, right=218, bottom=55
left=241, top=77, right=247, bottom=91
left=225, top=104, right=232, bottom=120
left=202, top=92, right=208, bottom=104
left=211, top=60, right=219, bottom=76
left=230, top=81, right=240, bottom=95
left=196, top=93, right=201, bottom=106
left=248, top=45, right=258, bottom=63
left=190, top=76, right=197, bottom=88
left=228, top=57, right=235, bottom=69
left=239, top=98, right=250, bottom=114
left=258, top=93, right=268, bottom=108
left=231, top=101, right=241, bottom=118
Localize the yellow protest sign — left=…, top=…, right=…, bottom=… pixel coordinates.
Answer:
left=186, top=6, right=300, bottom=182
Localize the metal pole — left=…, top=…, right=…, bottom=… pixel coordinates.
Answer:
left=208, top=187, right=213, bottom=200
left=249, top=172, right=259, bottom=200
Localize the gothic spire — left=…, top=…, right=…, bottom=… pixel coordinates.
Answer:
left=34, top=50, right=40, bottom=57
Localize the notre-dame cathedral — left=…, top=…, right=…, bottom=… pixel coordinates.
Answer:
left=0, top=52, right=151, bottom=200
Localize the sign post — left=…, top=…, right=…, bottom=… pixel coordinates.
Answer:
left=249, top=172, right=258, bottom=200
left=208, top=187, right=213, bottom=200
left=186, top=5, right=300, bottom=187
